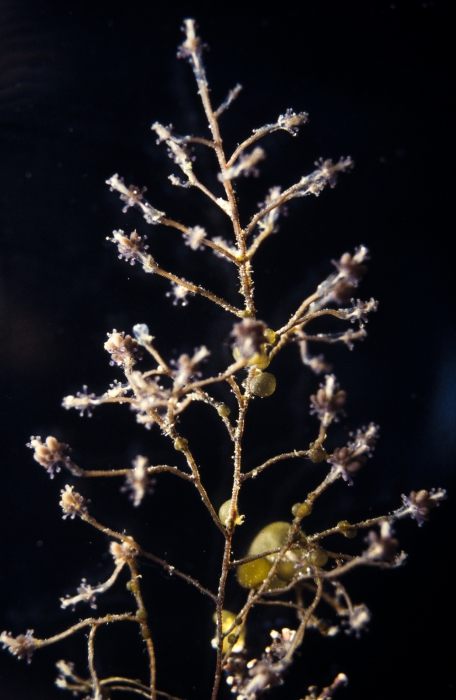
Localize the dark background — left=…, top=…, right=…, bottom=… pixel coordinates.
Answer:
left=0, top=1, right=454, bottom=699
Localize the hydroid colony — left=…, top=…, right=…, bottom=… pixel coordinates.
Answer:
left=1, top=19, right=445, bottom=700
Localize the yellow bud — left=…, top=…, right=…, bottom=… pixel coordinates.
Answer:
left=248, top=521, right=291, bottom=557
left=232, top=346, right=270, bottom=369
left=267, top=575, right=289, bottom=590
left=308, top=443, right=327, bottom=463
left=253, top=352, right=270, bottom=370
left=264, top=328, right=278, bottom=346
left=276, top=559, right=296, bottom=581
left=237, top=557, right=272, bottom=588
left=212, top=610, right=246, bottom=653
left=216, top=403, right=231, bottom=417
left=218, top=499, right=245, bottom=528
left=291, top=502, right=313, bottom=518
left=250, top=372, right=276, bottom=397
left=126, top=579, right=139, bottom=593
left=308, top=548, right=329, bottom=567
left=337, top=520, right=357, bottom=538
left=173, top=437, right=188, bottom=451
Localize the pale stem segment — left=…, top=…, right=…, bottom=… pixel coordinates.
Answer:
left=34, top=614, right=139, bottom=650
left=141, top=253, right=243, bottom=317
left=87, top=625, right=102, bottom=700
left=241, top=450, right=310, bottom=481
left=160, top=216, right=239, bottom=261
left=64, top=464, right=195, bottom=483
left=166, top=429, right=225, bottom=534
left=175, top=357, right=248, bottom=397
left=212, top=385, right=250, bottom=700
left=180, top=19, right=255, bottom=315
left=76, top=511, right=216, bottom=600
left=120, top=368, right=223, bottom=530
left=128, top=558, right=157, bottom=700
left=309, top=502, right=419, bottom=544
left=281, top=578, right=323, bottom=666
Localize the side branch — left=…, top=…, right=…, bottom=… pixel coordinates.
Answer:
left=142, top=255, right=244, bottom=317
left=66, top=506, right=218, bottom=601
left=226, top=109, right=308, bottom=168
left=241, top=450, right=309, bottom=481
left=159, top=215, right=239, bottom=262
left=178, top=19, right=256, bottom=315
left=245, top=157, right=353, bottom=239
left=35, top=614, right=139, bottom=650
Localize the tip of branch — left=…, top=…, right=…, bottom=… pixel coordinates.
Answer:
left=178, top=19, right=204, bottom=60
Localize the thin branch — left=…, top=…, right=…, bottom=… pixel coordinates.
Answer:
left=87, top=626, right=102, bottom=700
left=174, top=387, right=235, bottom=440
left=256, top=598, right=306, bottom=613
left=309, top=504, right=414, bottom=543
left=140, top=549, right=217, bottom=602
left=225, top=375, right=244, bottom=406
left=282, top=578, right=323, bottom=664
left=212, top=386, right=250, bottom=699
left=184, top=135, right=216, bottom=149
left=245, top=157, right=352, bottom=239
left=305, top=468, right=340, bottom=506
left=229, top=544, right=303, bottom=569
left=176, top=357, right=248, bottom=396
left=74, top=465, right=194, bottom=484
left=145, top=256, right=243, bottom=317
left=226, top=109, right=308, bottom=168
left=162, top=431, right=225, bottom=534
left=274, top=292, right=322, bottom=337
left=128, top=559, right=157, bottom=700
left=241, top=450, right=309, bottom=481
left=35, top=614, right=139, bottom=649
left=76, top=510, right=217, bottom=601
left=278, top=306, right=357, bottom=336
left=104, top=687, right=151, bottom=698
left=304, top=556, right=400, bottom=581
left=246, top=225, right=276, bottom=259
left=139, top=339, right=173, bottom=375
left=214, top=84, right=243, bottom=118
left=295, top=328, right=367, bottom=345
left=60, top=561, right=125, bottom=609
left=104, top=684, right=183, bottom=700
left=179, top=19, right=256, bottom=315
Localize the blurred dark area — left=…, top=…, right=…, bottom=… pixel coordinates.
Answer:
left=0, top=1, right=454, bottom=699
